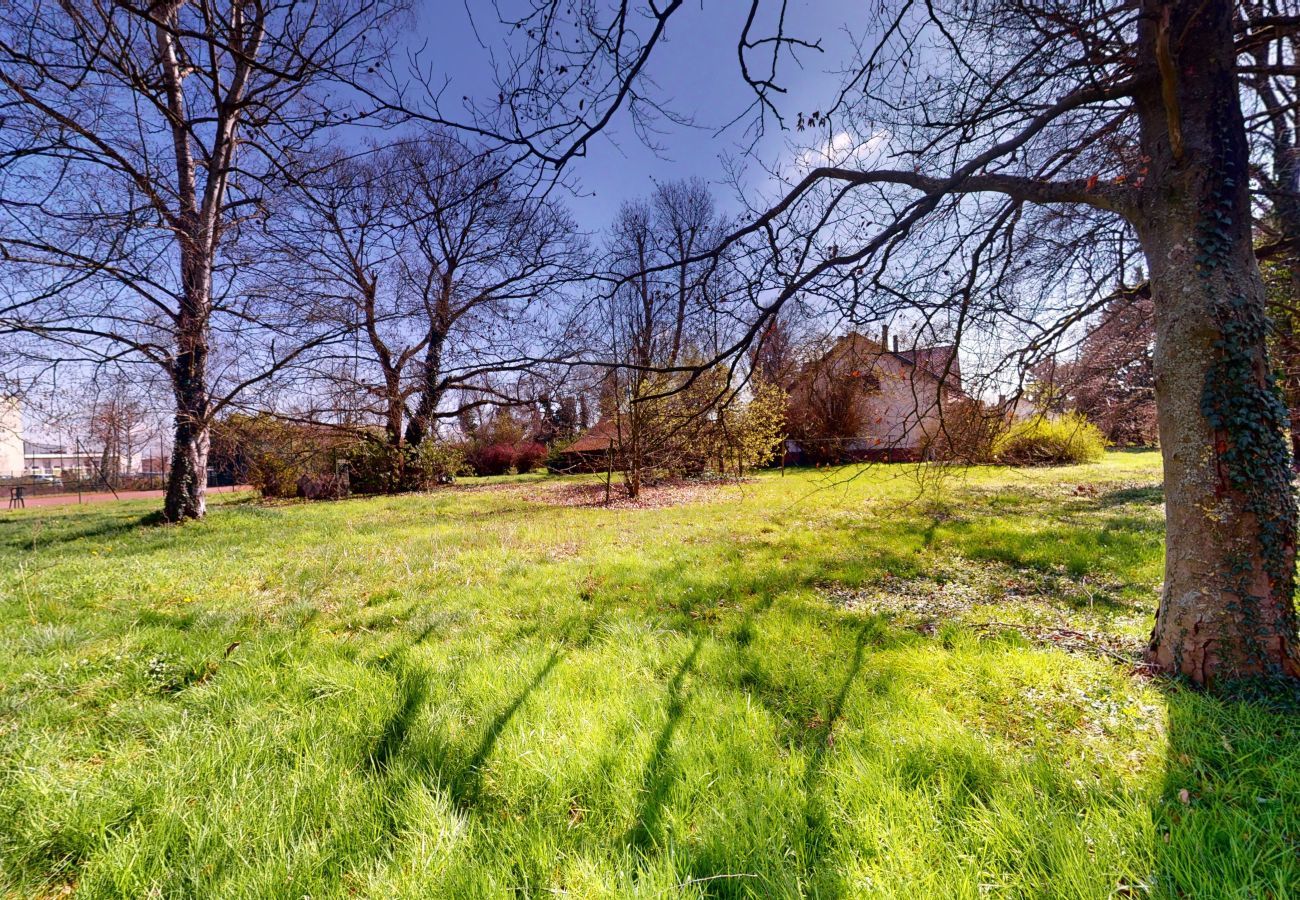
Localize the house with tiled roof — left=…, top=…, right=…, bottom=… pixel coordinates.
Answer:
left=785, top=326, right=964, bottom=463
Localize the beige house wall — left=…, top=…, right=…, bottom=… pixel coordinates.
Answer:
left=859, top=354, right=946, bottom=450
left=796, top=333, right=956, bottom=454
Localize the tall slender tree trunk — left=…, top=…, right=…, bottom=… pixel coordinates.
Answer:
left=1138, top=0, right=1299, bottom=682
left=384, top=377, right=405, bottom=449
left=155, top=9, right=217, bottom=523
left=1261, top=155, right=1300, bottom=468
left=1250, top=44, right=1300, bottom=469
left=628, top=426, right=642, bottom=499
left=163, top=257, right=212, bottom=523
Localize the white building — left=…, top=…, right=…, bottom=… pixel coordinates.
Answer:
left=22, top=441, right=104, bottom=477
left=0, top=397, right=22, bottom=476
left=0, top=397, right=143, bottom=479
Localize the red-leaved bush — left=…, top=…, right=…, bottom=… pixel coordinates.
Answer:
left=513, top=442, right=547, bottom=473
left=466, top=440, right=551, bottom=476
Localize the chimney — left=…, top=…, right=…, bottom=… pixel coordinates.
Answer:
left=880, top=323, right=889, bottom=349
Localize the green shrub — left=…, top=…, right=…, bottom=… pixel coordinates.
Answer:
left=992, top=412, right=1107, bottom=466
left=410, top=441, right=470, bottom=485
left=346, top=439, right=470, bottom=494
left=213, top=414, right=350, bottom=498
left=345, top=439, right=406, bottom=495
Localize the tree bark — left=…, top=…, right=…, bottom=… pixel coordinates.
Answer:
left=156, top=8, right=216, bottom=523
left=163, top=230, right=212, bottom=522
left=404, top=328, right=446, bottom=448
left=383, top=370, right=405, bottom=449
left=164, top=329, right=211, bottom=522
left=1138, top=0, right=1299, bottom=683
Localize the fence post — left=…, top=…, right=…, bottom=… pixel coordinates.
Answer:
left=605, top=439, right=614, bottom=505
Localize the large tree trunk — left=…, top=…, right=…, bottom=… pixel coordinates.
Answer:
left=164, top=387, right=209, bottom=522
left=404, top=329, right=446, bottom=448
left=1138, top=0, right=1299, bottom=683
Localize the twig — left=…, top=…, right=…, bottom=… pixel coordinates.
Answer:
left=666, top=873, right=757, bottom=893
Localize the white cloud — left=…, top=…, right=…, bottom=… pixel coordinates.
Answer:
left=792, top=129, right=890, bottom=172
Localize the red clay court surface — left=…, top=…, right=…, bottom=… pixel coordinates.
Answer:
left=5, top=486, right=252, bottom=509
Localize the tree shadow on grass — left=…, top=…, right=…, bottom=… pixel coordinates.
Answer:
left=625, top=634, right=705, bottom=856
left=360, top=611, right=593, bottom=870
left=1096, top=485, right=1164, bottom=508
left=797, top=620, right=877, bottom=894
left=363, top=611, right=470, bottom=775
left=375, top=607, right=599, bottom=810
left=368, top=665, right=429, bottom=776
left=446, top=644, right=567, bottom=810
left=664, top=616, right=888, bottom=898
left=0, top=509, right=166, bottom=553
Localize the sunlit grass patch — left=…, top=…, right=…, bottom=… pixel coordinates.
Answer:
left=2, top=451, right=1298, bottom=897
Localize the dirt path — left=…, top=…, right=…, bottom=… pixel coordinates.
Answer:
left=5, top=486, right=252, bottom=510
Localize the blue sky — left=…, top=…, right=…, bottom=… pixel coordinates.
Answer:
left=419, top=1, right=862, bottom=231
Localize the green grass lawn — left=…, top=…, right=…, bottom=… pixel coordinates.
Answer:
left=2, top=451, right=1297, bottom=898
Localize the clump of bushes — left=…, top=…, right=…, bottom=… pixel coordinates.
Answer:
left=213, top=413, right=471, bottom=500
left=412, top=441, right=470, bottom=484
left=346, top=439, right=469, bottom=493
left=514, top=441, right=547, bottom=474
left=296, top=472, right=349, bottom=501
left=467, top=442, right=516, bottom=476
left=212, top=414, right=350, bottom=499
left=992, top=412, right=1107, bottom=466
left=342, top=439, right=405, bottom=495
left=464, top=440, right=547, bottom=476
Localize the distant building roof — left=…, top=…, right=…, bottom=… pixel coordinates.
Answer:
left=559, top=419, right=620, bottom=454
left=821, top=331, right=963, bottom=394
left=895, top=344, right=961, bottom=387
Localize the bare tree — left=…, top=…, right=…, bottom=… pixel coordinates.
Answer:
left=601, top=179, right=739, bottom=497
left=262, top=133, right=584, bottom=472
left=0, top=0, right=402, bottom=520
left=485, top=0, right=1300, bottom=683
left=84, top=380, right=157, bottom=488
left=1241, top=2, right=1300, bottom=463
left=784, top=335, right=878, bottom=465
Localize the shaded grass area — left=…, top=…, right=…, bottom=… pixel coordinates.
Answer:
left=0, top=452, right=1296, bottom=897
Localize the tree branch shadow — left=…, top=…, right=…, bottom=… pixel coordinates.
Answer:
left=798, top=620, right=876, bottom=890
left=447, top=644, right=567, bottom=809
left=625, top=634, right=705, bottom=856
left=0, top=510, right=165, bottom=553
left=367, top=665, right=429, bottom=776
